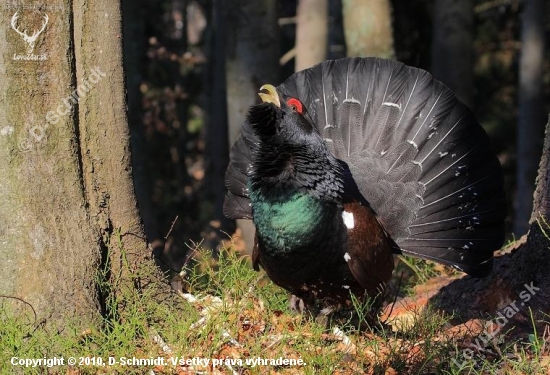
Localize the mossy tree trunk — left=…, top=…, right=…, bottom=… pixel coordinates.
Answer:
left=0, top=0, right=148, bottom=329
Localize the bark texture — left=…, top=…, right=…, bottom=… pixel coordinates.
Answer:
left=295, top=0, right=328, bottom=70
left=0, top=1, right=148, bottom=328
left=73, top=0, right=149, bottom=314
left=0, top=1, right=100, bottom=327
left=342, top=0, right=394, bottom=59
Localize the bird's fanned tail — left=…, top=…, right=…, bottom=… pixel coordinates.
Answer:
left=226, top=57, right=506, bottom=277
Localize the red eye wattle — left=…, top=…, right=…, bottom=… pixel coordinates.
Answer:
left=286, top=98, right=303, bottom=114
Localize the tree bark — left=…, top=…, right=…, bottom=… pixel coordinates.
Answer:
left=0, top=1, right=148, bottom=328
left=201, top=0, right=233, bottom=251
left=522, top=115, right=550, bottom=273
left=431, top=0, right=474, bottom=108
left=225, top=0, right=279, bottom=252
left=72, top=0, right=149, bottom=307
left=328, top=0, right=346, bottom=60
left=515, top=0, right=547, bottom=236
left=295, top=0, right=328, bottom=70
left=530, top=116, right=550, bottom=225
left=342, top=0, right=394, bottom=59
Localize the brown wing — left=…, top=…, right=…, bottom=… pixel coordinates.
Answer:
left=343, top=202, right=394, bottom=296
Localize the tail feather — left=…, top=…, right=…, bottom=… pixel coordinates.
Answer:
left=371, top=102, right=401, bottom=155
left=224, top=121, right=257, bottom=219
left=339, top=99, right=362, bottom=156
left=223, top=193, right=252, bottom=220
left=276, top=57, right=506, bottom=276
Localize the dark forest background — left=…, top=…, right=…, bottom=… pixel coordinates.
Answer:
left=121, top=0, right=549, bottom=275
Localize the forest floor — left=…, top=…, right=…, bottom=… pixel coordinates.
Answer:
left=1, top=234, right=549, bottom=375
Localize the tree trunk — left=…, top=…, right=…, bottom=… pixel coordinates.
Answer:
left=201, top=0, right=233, bottom=251
left=295, top=0, right=328, bottom=70
left=431, top=0, right=474, bottom=108
left=515, top=0, right=547, bottom=236
left=522, top=115, right=550, bottom=275
left=342, top=0, right=394, bottom=59
left=0, top=1, right=148, bottom=328
left=530, top=116, right=550, bottom=225
left=225, top=0, right=279, bottom=252
left=328, top=0, right=347, bottom=60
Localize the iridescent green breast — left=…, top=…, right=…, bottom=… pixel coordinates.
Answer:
left=250, top=190, right=327, bottom=254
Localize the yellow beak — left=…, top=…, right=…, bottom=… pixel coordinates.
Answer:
left=258, top=84, right=281, bottom=108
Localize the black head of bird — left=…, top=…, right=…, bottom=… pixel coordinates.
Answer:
left=247, top=84, right=344, bottom=204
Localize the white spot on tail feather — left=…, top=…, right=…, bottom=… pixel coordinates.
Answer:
left=343, top=98, right=360, bottom=104
left=412, top=160, right=423, bottom=173
left=342, top=211, right=354, bottom=229
left=344, top=252, right=351, bottom=262
left=382, top=102, right=401, bottom=109
left=407, top=139, right=418, bottom=149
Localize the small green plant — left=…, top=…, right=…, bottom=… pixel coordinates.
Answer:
left=536, top=214, right=550, bottom=242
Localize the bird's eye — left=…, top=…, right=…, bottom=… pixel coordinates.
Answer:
left=286, top=98, right=303, bottom=114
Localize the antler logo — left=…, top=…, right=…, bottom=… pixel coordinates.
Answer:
left=10, top=12, right=49, bottom=54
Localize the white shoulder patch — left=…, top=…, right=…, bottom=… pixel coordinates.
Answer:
left=342, top=211, right=355, bottom=229
left=344, top=252, right=351, bottom=262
